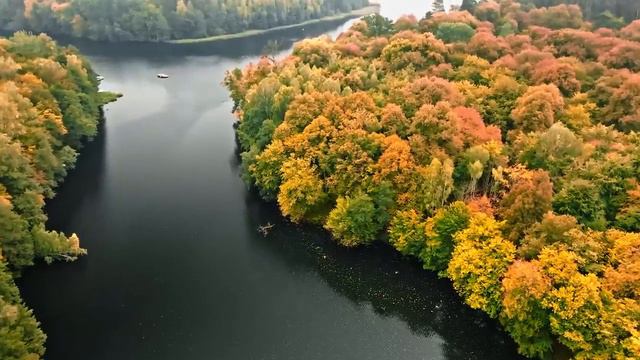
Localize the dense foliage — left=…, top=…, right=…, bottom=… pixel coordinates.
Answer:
left=226, top=1, right=640, bottom=358
left=520, top=0, right=640, bottom=24
left=0, top=32, right=111, bottom=358
left=453, top=0, right=640, bottom=26
left=0, top=0, right=368, bottom=42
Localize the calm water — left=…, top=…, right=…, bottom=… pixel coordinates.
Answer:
left=18, top=2, right=523, bottom=360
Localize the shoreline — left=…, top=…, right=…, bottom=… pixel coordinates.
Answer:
left=166, top=4, right=380, bottom=45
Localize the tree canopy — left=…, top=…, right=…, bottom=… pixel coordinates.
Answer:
left=226, top=1, right=640, bottom=358
left=0, top=32, right=111, bottom=358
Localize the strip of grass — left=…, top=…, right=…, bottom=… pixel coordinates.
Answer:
left=166, top=5, right=380, bottom=45
left=98, top=91, right=123, bottom=105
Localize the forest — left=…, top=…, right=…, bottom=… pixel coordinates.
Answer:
left=226, top=1, right=640, bottom=358
left=0, top=32, right=113, bottom=359
left=0, top=0, right=369, bottom=42
left=519, top=0, right=640, bottom=23
left=459, top=0, right=640, bottom=23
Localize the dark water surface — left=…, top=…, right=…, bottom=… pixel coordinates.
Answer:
left=18, top=3, right=524, bottom=360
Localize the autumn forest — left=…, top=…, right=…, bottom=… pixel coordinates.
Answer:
left=0, top=32, right=114, bottom=358
left=226, top=1, right=640, bottom=358
left=1, top=0, right=640, bottom=359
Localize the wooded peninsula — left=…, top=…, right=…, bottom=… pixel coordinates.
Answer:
left=226, top=1, right=640, bottom=358
left=0, top=32, right=114, bottom=359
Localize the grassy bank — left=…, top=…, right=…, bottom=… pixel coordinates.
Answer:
left=167, top=5, right=380, bottom=45
left=98, top=91, right=123, bottom=104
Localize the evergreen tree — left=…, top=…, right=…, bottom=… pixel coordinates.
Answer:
left=460, top=0, right=478, bottom=12
left=432, top=0, right=445, bottom=13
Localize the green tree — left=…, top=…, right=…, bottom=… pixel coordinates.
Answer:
left=594, top=11, right=626, bottom=29
left=362, top=14, right=394, bottom=37
left=419, top=201, right=471, bottom=275
left=460, top=0, right=478, bottom=12
left=0, top=261, right=46, bottom=360
left=325, top=193, right=384, bottom=247
left=553, top=179, right=608, bottom=230
left=435, top=22, right=476, bottom=43
left=516, top=123, right=583, bottom=177
left=615, top=187, right=640, bottom=231
left=432, top=0, right=445, bottom=13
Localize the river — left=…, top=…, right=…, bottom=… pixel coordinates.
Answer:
left=18, top=1, right=524, bottom=359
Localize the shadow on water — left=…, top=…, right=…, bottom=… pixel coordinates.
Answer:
left=241, top=193, right=525, bottom=360
left=45, top=115, right=107, bottom=232
left=16, top=115, right=107, bottom=280
left=45, top=17, right=355, bottom=61
left=231, top=138, right=523, bottom=360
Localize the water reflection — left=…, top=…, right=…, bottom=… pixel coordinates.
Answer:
left=52, top=17, right=359, bottom=61
left=46, top=116, right=107, bottom=233
left=242, top=192, right=523, bottom=360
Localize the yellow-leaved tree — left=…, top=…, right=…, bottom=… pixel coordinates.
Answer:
left=448, top=213, right=516, bottom=318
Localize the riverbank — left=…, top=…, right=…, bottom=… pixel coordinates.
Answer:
left=166, top=4, right=380, bottom=45
left=0, top=32, right=112, bottom=359
left=98, top=91, right=123, bottom=104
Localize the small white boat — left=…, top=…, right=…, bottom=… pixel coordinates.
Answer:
left=157, top=73, right=169, bottom=79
